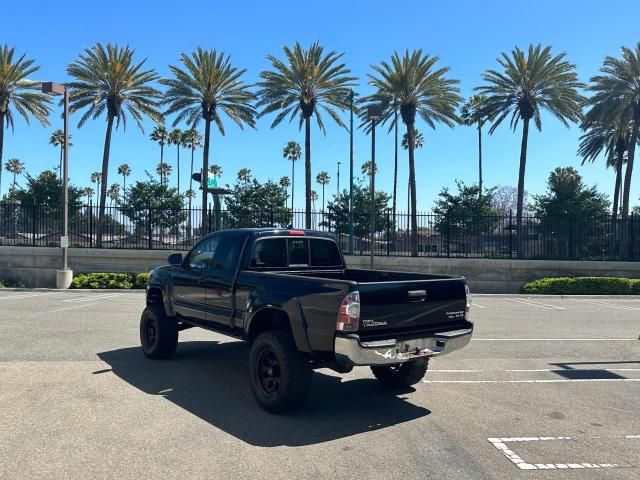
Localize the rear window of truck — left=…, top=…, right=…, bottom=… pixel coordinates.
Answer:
left=250, top=237, right=342, bottom=269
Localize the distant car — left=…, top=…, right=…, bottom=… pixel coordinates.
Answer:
left=141, top=228, right=473, bottom=413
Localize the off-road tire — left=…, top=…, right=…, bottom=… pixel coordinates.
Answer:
left=249, top=330, right=312, bottom=413
left=140, top=305, right=178, bottom=359
left=371, top=358, right=429, bottom=388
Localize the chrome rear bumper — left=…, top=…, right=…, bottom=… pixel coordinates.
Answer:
left=334, top=327, right=473, bottom=367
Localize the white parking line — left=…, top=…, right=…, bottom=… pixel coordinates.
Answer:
left=430, top=368, right=640, bottom=373
left=62, top=293, right=123, bottom=303
left=572, top=298, right=640, bottom=311
left=505, top=297, right=566, bottom=310
left=0, top=291, right=63, bottom=300
left=471, top=338, right=635, bottom=341
left=471, top=303, right=486, bottom=309
left=487, top=435, right=639, bottom=470
left=423, top=379, right=640, bottom=384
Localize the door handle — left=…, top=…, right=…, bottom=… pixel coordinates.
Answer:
left=408, top=290, right=427, bottom=302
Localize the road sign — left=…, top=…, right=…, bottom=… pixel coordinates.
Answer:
left=60, top=236, right=69, bottom=248
left=208, top=177, right=217, bottom=188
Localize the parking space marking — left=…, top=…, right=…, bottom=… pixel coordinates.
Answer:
left=0, top=291, right=64, bottom=300
left=472, top=338, right=635, bottom=341
left=505, top=297, right=566, bottom=310
left=424, top=378, right=640, bottom=384
left=62, top=293, right=123, bottom=303
left=572, top=298, right=640, bottom=311
left=487, top=435, right=639, bottom=470
left=471, top=302, right=486, bottom=309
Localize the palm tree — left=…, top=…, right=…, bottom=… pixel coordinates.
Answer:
left=0, top=45, right=51, bottom=197
left=257, top=42, right=356, bottom=228
left=311, top=190, right=319, bottom=228
left=4, top=158, right=25, bottom=191
left=156, top=162, right=172, bottom=186
left=168, top=128, right=183, bottom=193
left=477, top=44, right=583, bottom=253
left=363, top=50, right=462, bottom=255
left=316, top=171, right=330, bottom=212
left=90, top=171, right=101, bottom=205
left=161, top=48, right=256, bottom=233
left=67, top=43, right=162, bottom=246
left=461, top=94, right=489, bottom=194
left=150, top=123, right=168, bottom=166
left=49, top=129, right=72, bottom=175
left=578, top=117, right=630, bottom=218
left=360, top=160, right=378, bottom=177
left=209, top=164, right=223, bottom=180
left=401, top=129, right=424, bottom=216
left=237, top=168, right=252, bottom=184
left=586, top=43, right=640, bottom=222
left=117, top=163, right=131, bottom=199
left=283, top=141, right=302, bottom=211
left=279, top=176, right=291, bottom=204
left=182, top=128, right=202, bottom=210
left=107, top=183, right=120, bottom=207
left=83, top=187, right=94, bottom=204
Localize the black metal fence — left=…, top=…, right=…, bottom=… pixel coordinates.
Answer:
left=1, top=202, right=639, bottom=261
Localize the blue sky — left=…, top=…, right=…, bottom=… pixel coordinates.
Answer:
left=3, top=0, right=640, bottom=211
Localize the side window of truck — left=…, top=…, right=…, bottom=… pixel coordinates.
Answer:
left=252, top=239, right=287, bottom=268
left=187, top=236, right=220, bottom=270
left=211, top=236, right=242, bottom=271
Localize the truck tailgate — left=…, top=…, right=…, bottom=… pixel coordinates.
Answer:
left=357, top=277, right=467, bottom=336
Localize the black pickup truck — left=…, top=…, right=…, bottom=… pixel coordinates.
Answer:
left=141, top=228, right=473, bottom=412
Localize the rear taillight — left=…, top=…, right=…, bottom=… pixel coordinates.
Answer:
left=464, top=284, right=471, bottom=319
left=336, top=291, right=360, bottom=332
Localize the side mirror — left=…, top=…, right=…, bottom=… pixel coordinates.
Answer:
left=168, top=253, right=183, bottom=266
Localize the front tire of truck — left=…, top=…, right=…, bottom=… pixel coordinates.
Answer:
left=140, top=305, right=178, bottom=360
left=371, top=359, right=429, bottom=389
left=249, top=330, right=312, bottom=414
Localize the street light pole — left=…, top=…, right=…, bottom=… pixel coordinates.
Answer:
left=42, top=82, right=72, bottom=289
left=337, top=161, right=341, bottom=196
left=367, top=103, right=383, bottom=269
left=348, top=90, right=354, bottom=256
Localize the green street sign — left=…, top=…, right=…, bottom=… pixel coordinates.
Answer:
left=207, top=177, right=217, bottom=188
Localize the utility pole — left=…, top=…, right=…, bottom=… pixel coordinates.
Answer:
left=348, top=90, right=355, bottom=256
left=337, top=161, right=341, bottom=196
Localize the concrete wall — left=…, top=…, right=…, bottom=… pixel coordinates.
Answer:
left=1, top=246, right=639, bottom=292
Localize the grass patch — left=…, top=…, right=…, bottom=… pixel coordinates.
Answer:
left=521, top=276, right=640, bottom=295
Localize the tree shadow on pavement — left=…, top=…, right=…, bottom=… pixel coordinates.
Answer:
left=97, top=340, right=431, bottom=447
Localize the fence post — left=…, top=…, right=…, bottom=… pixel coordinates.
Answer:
left=32, top=202, right=37, bottom=246
left=208, top=204, right=212, bottom=233
left=569, top=215, right=574, bottom=260
left=386, top=209, right=390, bottom=256
left=446, top=210, right=451, bottom=258
left=270, top=206, right=274, bottom=227
left=509, top=209, right=513, bottom=259
left=632, top=213, right=636, bottom=261
left=147, top=204, right=152, bottom=250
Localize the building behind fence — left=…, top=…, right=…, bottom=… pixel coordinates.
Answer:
left=0, top=202, right=638, bottom=261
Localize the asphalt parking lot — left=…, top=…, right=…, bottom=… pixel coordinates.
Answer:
left=0, top=290, right=638, bottom=479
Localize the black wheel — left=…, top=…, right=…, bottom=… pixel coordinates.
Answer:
left=249, top=330, right=312, bottom=413
left=371, top=358, right=429, bottom=389
left=140, top=305, right=178, bottom=359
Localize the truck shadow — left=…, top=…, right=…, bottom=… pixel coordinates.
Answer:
left=97, top=341, right=431, bottom=447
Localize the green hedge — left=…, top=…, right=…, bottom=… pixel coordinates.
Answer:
left=71, top=272, right=151, bottom=289
left=521, top=276, right=640, bottom=295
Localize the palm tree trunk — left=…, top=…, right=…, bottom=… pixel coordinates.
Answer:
left=0, top=112, right=4, bottom=197
left=176, top=145, right=180, bottom=194
left=392, top=111, right=398, bottom=235
left=478, top=123, right=483, bottom=197
left=122, top=175, right=126, bottom=201
left=322, top=185, right=325, bottom=213
left=621, top=120, right=638, bottom=220
left=612, top=150, right=623, bottom=219
left=408, top=124, right=418, bottom=257
left=188, top=147, right=194, bottom=238
left=201, top=119, right=211, bottom=233
left=305, top=116, right=311, bottom=229
left=516, top=117, right=530, bottom=258
left=291, top=160, right=295, bottom=213
left=59, top=146, right=63, bottom=176
left=97, top=115, right=115, bottom=248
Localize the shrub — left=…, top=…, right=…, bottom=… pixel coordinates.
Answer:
left=71, top=273, right=135, bottom=289
left=0, top=278, right=27, bottom=288
left=521, top=276, right=640, bottom=295
left=134, top=272, right=151, bottom=289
